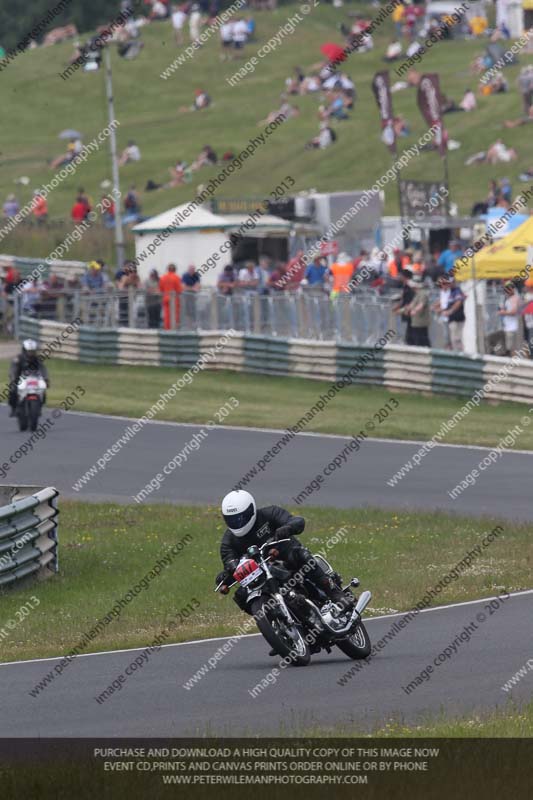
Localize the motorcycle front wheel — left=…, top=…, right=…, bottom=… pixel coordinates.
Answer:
left=28, top=399, right=41, bottom=432
left=17, top=407, right=28, bottom=432
left=251, top=596, right=310, bottom=666
left=336, top=621, right=371, bottom=660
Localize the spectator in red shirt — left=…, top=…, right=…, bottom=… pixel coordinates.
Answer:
left=71, top=196, right=89, bottom=223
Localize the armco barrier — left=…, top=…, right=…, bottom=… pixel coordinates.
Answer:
left=16, top=317, right=533, bottom=405
left=0, top=486, right=59, bottom=588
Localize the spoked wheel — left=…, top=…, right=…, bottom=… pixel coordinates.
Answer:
left=336, top=621, right=371, bottom=660
left=251, top=596, right=310, bottom=666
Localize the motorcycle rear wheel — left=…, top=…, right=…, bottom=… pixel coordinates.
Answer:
left=251, top=597, right=310, bottom=666
left=336, top=621, right=371, bottom=660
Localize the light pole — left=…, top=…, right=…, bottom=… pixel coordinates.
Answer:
left=103, top=46, right=125, bottom=270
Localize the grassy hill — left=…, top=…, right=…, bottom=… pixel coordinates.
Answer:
left=1, top=2, right=532, bottom=261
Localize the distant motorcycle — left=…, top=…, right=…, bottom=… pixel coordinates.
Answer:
left=16, top=372, right=47, bottom=432
left=216, top=538, right=372, bottom=666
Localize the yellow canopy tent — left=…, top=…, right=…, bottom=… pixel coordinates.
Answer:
left=454, top=216, right=533, bottom=282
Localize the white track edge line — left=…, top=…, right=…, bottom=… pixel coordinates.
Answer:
left=2, top=589, right=531, bottom=669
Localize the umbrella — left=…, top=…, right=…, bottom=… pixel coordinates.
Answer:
left=59, top=129, right=83, bottom=140
left=320, top=42, right=347, bottom=64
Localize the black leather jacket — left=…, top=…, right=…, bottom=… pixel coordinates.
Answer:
left=10, top=352, right=49, bottom=385
left=220, top=505, right=305, bottom=573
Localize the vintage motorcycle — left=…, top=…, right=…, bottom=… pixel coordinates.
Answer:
left=16, top=371, right=47, bottom=432
left=216, top=538, right=372, bottom=666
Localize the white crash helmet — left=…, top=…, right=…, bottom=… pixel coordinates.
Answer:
left=22, top=339, right=38, bottom=352
left=221, top=490, right=257, bottom=537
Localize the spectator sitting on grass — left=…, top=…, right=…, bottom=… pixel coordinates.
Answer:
left=123, top=185, right=143, bottom=223
left=118, top=140, right=141, bottom=166
left=504, top=104, right=533, bottom=128
left=305, top=121, right=336, bottom=150
left=179, top=88, right=211, bottom=112
left=191, top=145, right=217, bottom=170
left=258, top=100, right=299, bottom=126
left=384, top=39, right=402, bottom=62
left=2, top=194, right=19, bottom=218
left=49, top=138, right=82, bottom=169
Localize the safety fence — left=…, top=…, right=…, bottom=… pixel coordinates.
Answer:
left=14, top=288, right=452, bottom=348
left=17, top=317, right=533, bottom=405
left=0, top=486, right=59, bottom=589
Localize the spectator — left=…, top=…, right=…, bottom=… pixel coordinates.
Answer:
left=387, top=248, right=410, bottom=281
left=384, top=39, right=402, bottom=62
left=486, top=139, right=517, bottom=164
left=459, top=88, right=476, bottom=112
left=144, top=269, right=161, bottom=328
left=392, top=268, right=415, bottom=345
left=21, top=278, right=42, bottom=315
left=123, top=185, right=143, bottom=223
left=150, top=0, right=169, bottom=20
left=50, top=138, right=81, bottom=169
left=118, top=140, right=141, bottom=166
left=182, top=264, right=201, bottom=291
left=433, top=275, right=465, bottom=351
left=159, top=263, right=182, bottom=329
left=232, top=17, right=249, bottom=50
left=71, top=195, right=89, bottom=223
left=238, top=261, right=261, bottom=291
left=285, top=249, right=306, bottom=287
left=329, top=252, right=353, bottom=297
left=267, top=262, right=289, bottom=292
left=32, top=191, right=48, bottom=224
left=303, top=256, right=329, bottom=289
left=305, top=121, right=336, bottom=149
left=220, top=20, right=234, bottom=59
left=217, top=264, right=236, bottom=294
left=101, top=194, right=115, bottom=228
left=82, top=260, right=108, bottom=292
left=40, top=273, right=65, bottom=318
left=518, top=65, right=533, bottom=116
left=182, top=264, right=200, bottom=326
left=406, top=273, right=431, bottom=347
left=191, top=145, right=217, bottom=170
left=179, top=88, right=211, bottom=112
left=171, top=3, right=187, bottom=45
left=437, top=240, right=463, bottom=274
left=189, top=4, right=202, bottom=42
left=498, top=280, right=522, bottom=356
left=3, top=194, right=19, bottom=218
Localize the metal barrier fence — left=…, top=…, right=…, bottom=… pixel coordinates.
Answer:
left=0, top=486, right=59, bottom=589
left=14, top=288, right=454, bottom=348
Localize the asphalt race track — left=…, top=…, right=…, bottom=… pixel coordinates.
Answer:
left=1, top=405, right=532, bottom=736
left=1, top=405, right=533, bottom=520
left=1, top=592, right=531, bottom=736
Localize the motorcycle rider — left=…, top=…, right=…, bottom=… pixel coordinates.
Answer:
left=8, top=339, right=49, bottom=417
left=217, top=490, right=354, bottom=613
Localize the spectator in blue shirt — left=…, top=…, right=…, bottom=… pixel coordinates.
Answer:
left=182, top=265, right=201, bottom=291
left=437, top=240, right=463, bottom=274
left=304, top=257, right=329, bottom=288
left=82, top=261, right=109, bottom=291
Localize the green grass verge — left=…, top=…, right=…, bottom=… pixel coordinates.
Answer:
left=307, top=702, right=533, bottom=737
left=1, top=2, right=532, bottom=263
left=0, top=501, right=530, bottom=664
left=2, top=356, right=533, bottom=449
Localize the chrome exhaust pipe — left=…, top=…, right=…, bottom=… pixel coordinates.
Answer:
left=355, top=590, right=372, bottom=616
